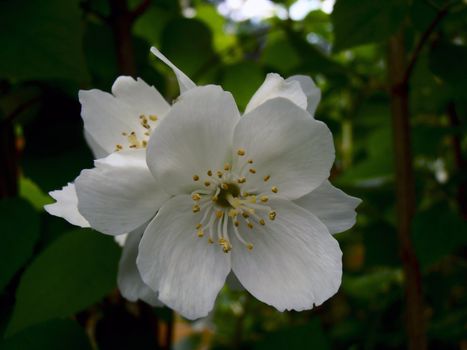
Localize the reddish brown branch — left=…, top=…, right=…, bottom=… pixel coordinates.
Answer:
left=388, top=33, right=427, bottom=350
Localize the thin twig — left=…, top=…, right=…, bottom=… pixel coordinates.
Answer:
left=129, top=0, right=151, bottom=23
left=403, top=3, right=451, bottom=83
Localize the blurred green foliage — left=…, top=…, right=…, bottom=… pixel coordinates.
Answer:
left=0, top=0, right=466, bottom=349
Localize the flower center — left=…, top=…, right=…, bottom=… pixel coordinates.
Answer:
left=114, top=114, right=159, bottom=152
left=190, top=148, right=279, bottom=253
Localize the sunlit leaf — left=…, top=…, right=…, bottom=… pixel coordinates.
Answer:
left=6, top=229, right=120, bottom=336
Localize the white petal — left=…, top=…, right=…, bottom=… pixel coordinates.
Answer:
left=147, top=85, right=240, bottom=195
left=44, top=183, right=90, bottom=228
left=84, top=130, right=107, bottom=159
left=118, top=228, right=162, bottom=306
left=75, top=150, right=169, bottom=235
left=295, top=181, right=361, bottom=234
left=111, top=76, right=170, bottom=117
left=151, top=46, right=196, bottom=94
left=80, top=76, right=169, bottom=155
left=286, top=75, right=321, bottom=116
left=137, top=195, right=231, bottom=320
left=114, top=233, right=128, bottom=247
left=233, top=97, right=335, bottom=200
left=244, top=73, right=307, bottom=114
left=231, top=199, right=342, bottom=311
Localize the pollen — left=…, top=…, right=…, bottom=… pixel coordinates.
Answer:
left=247, top=222, right=254, bottom=229
left=263, top=175, right=270, bottom=182
left=196, top=223, right=203, bottom=229
left=221, top=183, right=229, bottom=190
left=237, top=148, right=246, bottom=156
left=249, top=168, right=256, bottom=174
left=208, top=237, right=214, bottom=244
left=149, top=115, right=158, bottom=121
left=260, top=195, right=269, bottom=203
left=192, top=205, right=200, bottom=213
left=247, top=159, right=253, bottom=164
left=216, top=170, right=223, bottom=178
left=268, top=211, right=276, bottom=220
left=115, top=144, right=123, bottom=151
left=215, top=210, right=224, bottom=219
left=224, top=163, right=231, bottom=171
left=193, top=175, right=199, bottom=181
left=207, top=170, right=213, bottom=176
left=197, top=230, right=204, bottom=237
left=204, top=181, right=211, bottom=187
left=247, top=243, right=254, bottom=251
left=271, top=186, right=278, bottom=193
left=237, top=177, right=246, bottom=184
left=192, top=193, right=201, bottom=201
left=259, top=219, right=265, bottom=225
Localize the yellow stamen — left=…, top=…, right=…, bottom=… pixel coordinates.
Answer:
left=269, top=211, right=276, bottom=220
left=149, top=115, right=158, bottom=121
left=249, top=168, right=256, bottom=174
left=260, top=195, right=269, bottom=203
left=247, top=243, right=254, bottom=251
left=204, top=181, right=211, bottom=187
left=207, top=170, right=213, bottom=176
left=259, top=219, right=265, bottom=225
left=215, top=210, right=224, bottom=219
left=224, top=163, right=231, bottom=171
left=192, top=205, right=200, bottom=213
left=237, top=177, right=246, bottom=184
left=193, top=175, right=199, bottom=181
left=237, top=148, right=246, bottom=156
left=271, top=186, right=278, bottom=193
left=263, top=175, right=270, bottom=182
left=221, top=183, right=229, bottom=190
left=192, top=193, right=201, bottom=201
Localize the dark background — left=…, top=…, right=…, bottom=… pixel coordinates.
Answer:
left=0, top=0, right=466, bottom=349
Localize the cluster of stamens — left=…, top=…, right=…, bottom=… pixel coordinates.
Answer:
left=115, top=114, right=159, bottom=152
left=190, top=148, right=279, bottom=254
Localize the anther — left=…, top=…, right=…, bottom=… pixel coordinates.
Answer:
left=237, top=148, right=246, bottom=156
left=207, top=170, right=213, bottom=176
left=216, top=170, right=223, bottom=178
left=263, top=175, right=270, bottom=182
left=268, top=211, right=276, bottom=220
left=192, top=193, right=201, bottom=201
left=121, top=132, right=127, bottom=136
left=192, top=205, right=200, bottom=213
left=249, top=168, right=256, bottom=174
left=149, top=115, right=158, bottom=121
left=247, top=243, right=254, bottom=251
left=115, top=144, right=123, bottom=151
left=193, top=175, right=199, bottom=181
left=221, top=183, right=229, bottom=190
left=247, top=159, right=253, bottom=164
left=234, top=221, right=240, bottom=227
left=242, top=212, right=249, bottom=218
left=237, top=177, right=246, bottom=184
left=215, top=210, right=224, bottom=219
left=142, top=140, right=148, bottom=147
left=259, top=219, right=266, bottom=225
left=212, top=195, right=218, bottom=202
left=224, top=163, right=231, bottom=171
left=247, top=222, right=254, bottom=229
left=271, top=186, right=278, bottom=193
left=204, top=181, right=211, bottom=187
left=196, top=223, right=203, bottom=229
left=197, top=229, right=204, bottom=237
left=208, top=237, right=214, bottom=244
left=260, top=195, right=269, bottom=203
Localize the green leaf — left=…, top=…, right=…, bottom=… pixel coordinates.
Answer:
left=222, top=62, right=264, bottom=110
left=19, top=176, right=53, bottom=211
left=429, top=42, right=467, bottom=94
left=0, top=198, right=40, bottom=292
left=0, top=319, right=92, bottom=350
left=342, top=269, right=403, bottom=300
left=331, top=0, right=408, bottom=52
left=160, top=18, right=216, bottom=78
left=0, top=0, right=89, bottom=82
left=262, top=31, right=302, bottom=73
left=412, top=204, right=467, bottom=269
left=253, top=320, right=330, bottom=350
left=6, top=229, right=120, bottom=336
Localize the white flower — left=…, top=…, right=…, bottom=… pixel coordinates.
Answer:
left=73, top=54, right=361, bottom=319
left=44, top=48, right=194, bottom=306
